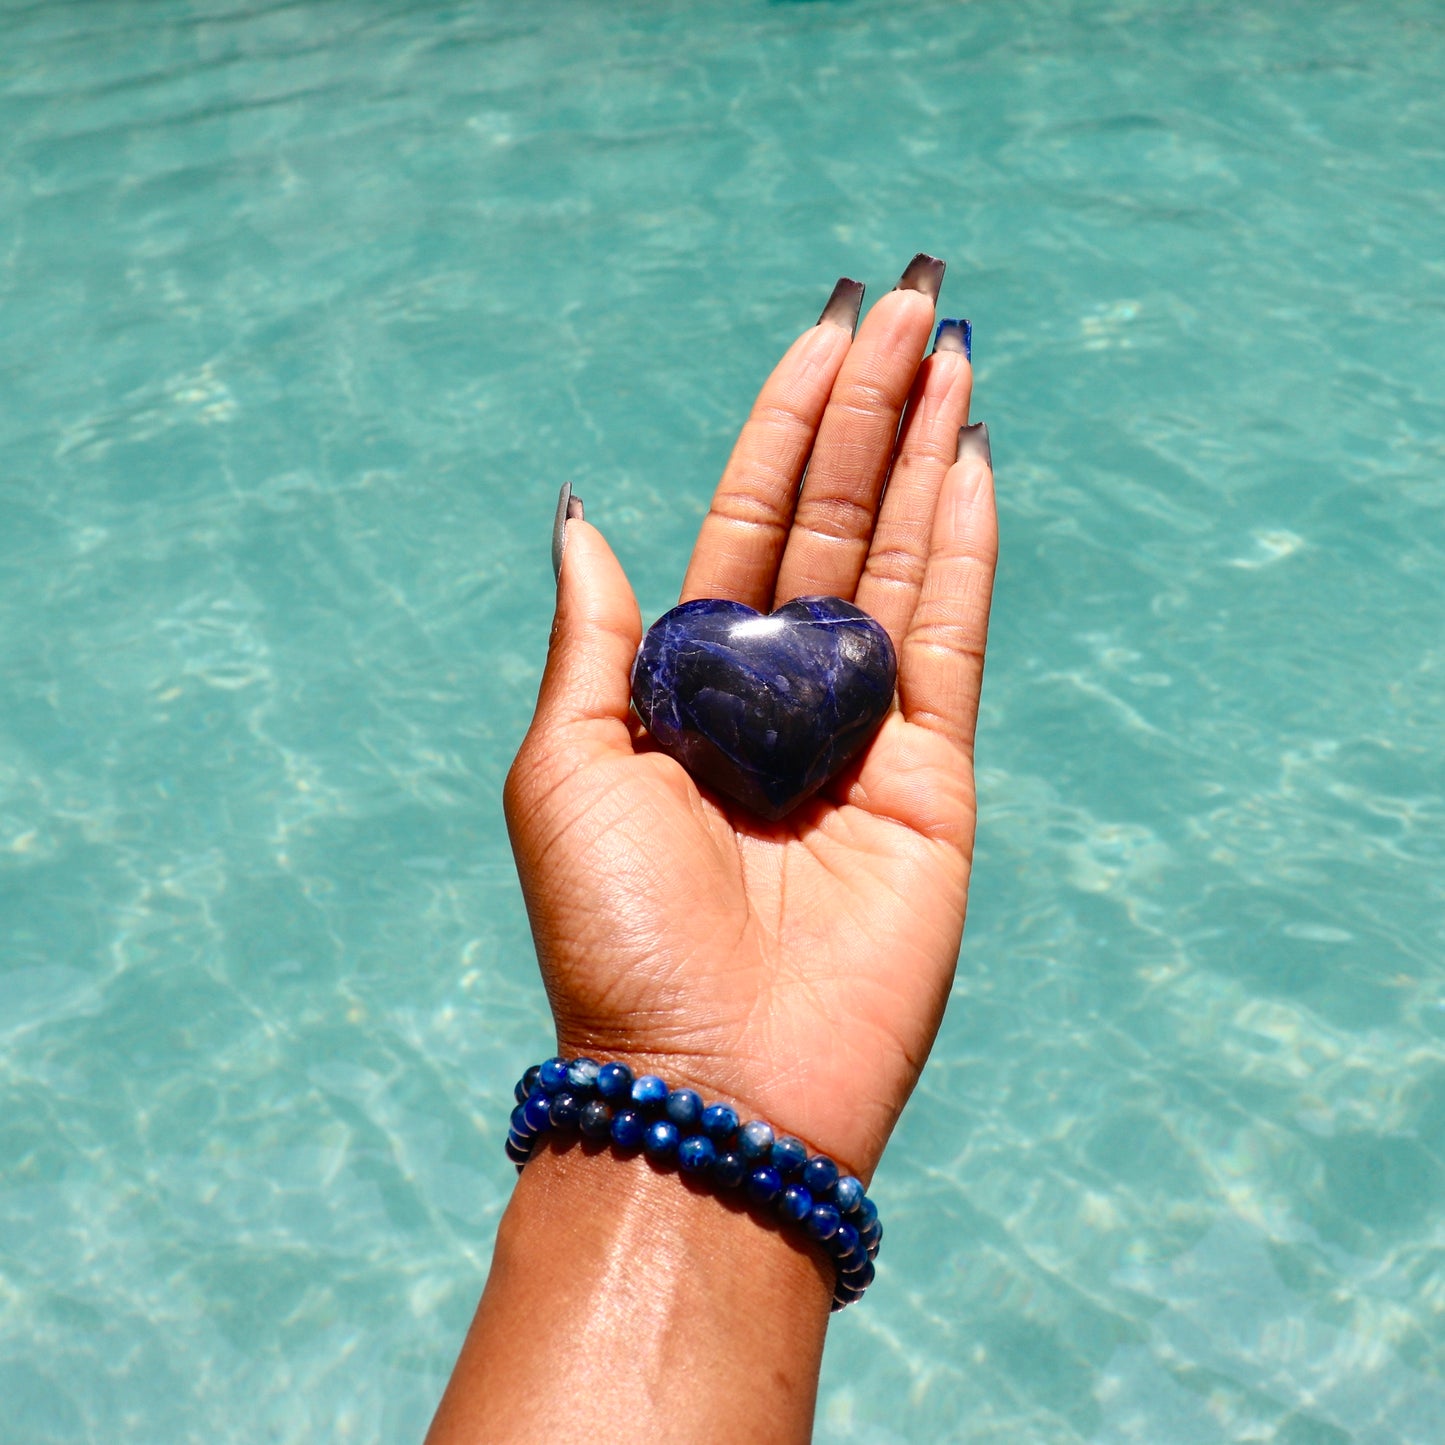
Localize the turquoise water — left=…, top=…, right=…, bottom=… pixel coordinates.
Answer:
left=2, top=0, right=1443, bottom=1439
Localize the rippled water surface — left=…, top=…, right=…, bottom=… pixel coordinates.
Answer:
left=2, top=2, right=1443, bottom=1440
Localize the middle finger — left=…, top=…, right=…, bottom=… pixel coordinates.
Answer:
left=773, top=253, right=944, bottom=605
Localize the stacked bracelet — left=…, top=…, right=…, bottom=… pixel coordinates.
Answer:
left=507, top=1057, right=882, bottom=1311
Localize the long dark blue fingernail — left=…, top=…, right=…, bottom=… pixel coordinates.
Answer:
left=894, top=252, right=945, bottom=301
left=818, top=277, right=865, bottom=333
left=552, top=481, right=585, bottom=583
left=933, top=318, right=972, bottom=360
left=956, top=422, right=990, bottom=467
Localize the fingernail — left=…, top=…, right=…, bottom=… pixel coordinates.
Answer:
left=956, top=422, right=991, bottom=467
left=552, top=481, right=585, bottom=583
left=818, top=277, right=865, bottom=333
left=894, top=252, right=945, bottom=301
left=932, top=318, right=972, bottom=361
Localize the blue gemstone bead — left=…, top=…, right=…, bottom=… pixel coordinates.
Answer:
left=802, top=1156, right=840, bottom=1196
left=512, top=1100, right=543, bottom=1136
left=713, top=1150, right=747, bottom=1189
left=504, top=1136, right=530, bottom=1166
left=596, top=1062, right=633, bottom=1101
left=831, top=1222, right=861, bottom=1259
left=833, top=1175, right=865, bottom=1214
left=746, top=1165, right=784, bottom=1206
left=860, top=1221, right=881, bottom=1257
left=566, top=1058, right=601, bottom=1094
left=739, top=1120, right=775, bottom=1161
left=856, top=1196, right=879, bottom=1229
left=513, top=1077, right=530, bottom=1104
left=779, top=1184, right=814, bottom=1224
left=700, top=1104, right=739, bottom=1144
left=805, top=1203, right=842, bottom=1242
left=548, top=1091, right=580, bottom=1129
left=522, top=1092, right=554, bottom=1133
left=840, top=1254, right=874, bottom=1286
left=770, top=1136, right=808, bottom=1176
left=631, top=1075, right=669, bottom=1111
left=664, top=1088, right=703, bottom=1129
left=643, top=1120, right=681, bottom=1159
left=833, top=1279, right=866, bottom=1307
left=578, top=1100, right=613, bottom=1140
left=611, top=1108, right=646, bottom=1150
left=539, top=1057, right=571, bottom=1094
left=678, top=1135, right=717, bottom=1174
left=521, top=1064, right=543, bottom=1096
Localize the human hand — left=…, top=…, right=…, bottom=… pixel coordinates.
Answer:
left=504, top=256, right=997, bottom=1181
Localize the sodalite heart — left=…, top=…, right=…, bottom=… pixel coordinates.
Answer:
left=630, top=596, right=897, bottom=820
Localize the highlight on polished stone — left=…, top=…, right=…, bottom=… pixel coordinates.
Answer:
left=630, top=596, right=897, bottom=820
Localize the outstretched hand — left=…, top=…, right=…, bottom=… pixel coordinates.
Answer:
left=504, top=257, right=997, bottom=1180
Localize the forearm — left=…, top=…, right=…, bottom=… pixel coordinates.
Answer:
left=427, top=1138, right=833, bottom=1445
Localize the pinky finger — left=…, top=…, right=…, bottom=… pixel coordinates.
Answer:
left=897, top=425, right=998, bottom=760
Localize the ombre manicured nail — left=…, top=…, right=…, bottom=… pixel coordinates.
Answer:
left=933, top=318, right=972, bottom=360
left=956, top=422, right=991, bottom=467
left=895, top=252, right=946, bottom=301
left=818, top=277, right=865, bottom=333
left=552, top=481, right=585, bottom=583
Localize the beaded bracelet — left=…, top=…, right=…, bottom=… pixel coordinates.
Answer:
left=507, top=1056, right=882, bottom=1311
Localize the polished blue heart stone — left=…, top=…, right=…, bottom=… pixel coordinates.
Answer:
left=630, top=596, right=897, bottom=820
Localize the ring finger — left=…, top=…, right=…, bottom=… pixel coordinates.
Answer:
left=854, top=319, right=973, bottom=649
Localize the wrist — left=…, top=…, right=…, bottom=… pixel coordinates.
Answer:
left=549, top=1036, right=890, bottom=1183
left=433, top=1138, right=831, bottom=1443
left=510, top=1135, right=837, bottom=1300
left=510, top=1053, right=884, bottom=1314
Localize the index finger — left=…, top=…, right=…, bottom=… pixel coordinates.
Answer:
left=680, top=280, right=862, bottom=610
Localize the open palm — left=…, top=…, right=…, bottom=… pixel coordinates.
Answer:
left=505, top=261, right=997, bottom=1178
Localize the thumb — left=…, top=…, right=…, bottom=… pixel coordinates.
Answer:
left=530, top=484, right=642, bottom=750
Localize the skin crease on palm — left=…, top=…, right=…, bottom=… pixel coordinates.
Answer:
left=503, top=257, right=998, bottom=1186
